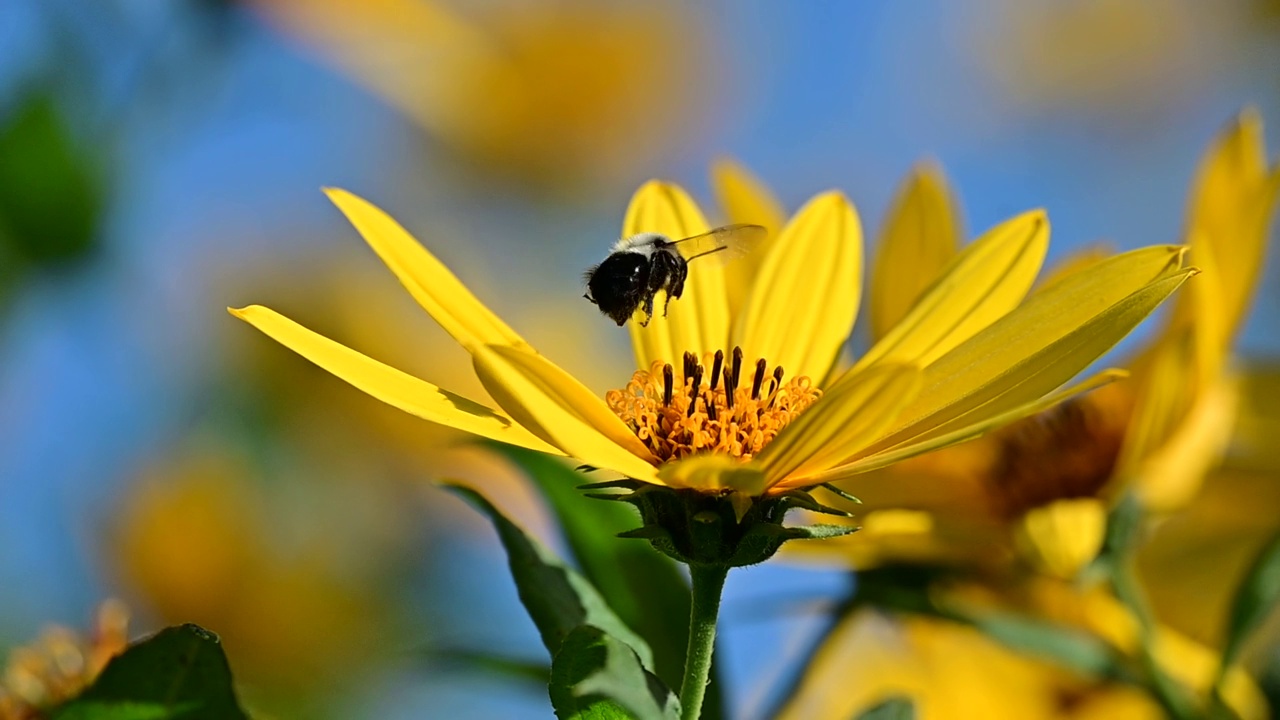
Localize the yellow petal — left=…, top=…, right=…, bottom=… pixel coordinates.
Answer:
left=734, top=191, right=862, bottom=383
left=470, top=344, right=660, bottom=482
left=228, top=305, right=556, bottom=454
left=1181, top=109, right=1279, bottom=340
left=868, top=162, right=963, bottom=342
left=657, top=454, right=769, bottom=496
left=810, top=370, right=1126, bottom=481
left=1122, top=340, right=1238, bottom=512
left=776, top=610, right=1056, bottom=720
left=622, top=181, right=726, bottom=370
left=1015, top=498, right=1107, bottom=579
left=855, top=209, right=1048, bottom=373
left=852, top=247, right=1191, bottom=459
left=710, top=158, right=788, bottom=316
left=757, top=364, right=921, bottom=488
left=323, top=187, right=529, bottom=352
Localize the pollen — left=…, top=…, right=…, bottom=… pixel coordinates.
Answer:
left=605, top=348, right=822, bottom=463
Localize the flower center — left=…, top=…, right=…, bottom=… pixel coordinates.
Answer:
left=988, top=394, right=1126, bottom=518
left=605, top=348, right=822, bottom=463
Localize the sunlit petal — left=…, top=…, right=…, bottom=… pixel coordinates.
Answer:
left=710, top=158, right=788, bottom=316
left=855, top=209, right=1048, bottom=372
left=324, top=188, right=529, bottom=352
left=808, top=370, right=1125, bottom=480
left=471, top=344, right=660, bottom=481
left=734, top=191, right=862, bottom=383
left=859, top=260, right=1193, bottom=459
left=758, top=364, right=921, bottom=487
left=623, top=181, right=726, bottom=370
left=868, top=162, right=962, bottom=342
left=229, top=305, right=557, bottom=454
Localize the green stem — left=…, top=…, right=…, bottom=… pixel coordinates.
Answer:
left=680, top=564, right=729, bottom=720
left=1111, top=557, right=1197, bottom=720
left=1106, top=497, right=1198, bottom=720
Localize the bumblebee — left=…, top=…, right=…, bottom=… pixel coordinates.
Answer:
left=584, top=224, right=765, bottom=326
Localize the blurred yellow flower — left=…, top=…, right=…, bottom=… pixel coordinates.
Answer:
left=970, top=0, right=1242, bottom=123
left=109, top=447, right=401, bottom=700
left=250, top=0, right=709, bottom=191
left=1138, top=365, right=1280, bottom=648
left=0, top=601, right=129, bottom=720
left=232, top=180, right=1190, bottom=508
left=779, top=580, right=1268, bottom=720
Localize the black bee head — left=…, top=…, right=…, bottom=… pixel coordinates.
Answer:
left=585, top=252, right=650, bottom=326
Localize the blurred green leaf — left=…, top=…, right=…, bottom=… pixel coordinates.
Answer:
left=443, top=484, right=654, bottom=670
left=549, top=625, right=679, bottom=720
left=854, top=697, right=915, bottom=720
left=949, top=609, right=1123, bottom=679
left=0, top=93, right=102, bottom=269
left=52, top=624, right=248, bottom=720
left=1221, top=529, right=1280, bottom=670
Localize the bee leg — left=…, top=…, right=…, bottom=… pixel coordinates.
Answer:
left=640, top=292, right=656, bottom=326
left=664, top=257, right=688, bottom=316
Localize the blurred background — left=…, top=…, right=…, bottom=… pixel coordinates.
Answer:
left=1, top=1, right=1279, bottom=717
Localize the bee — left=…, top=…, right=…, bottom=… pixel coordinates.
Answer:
left=583, top=224, right=767, bottom=326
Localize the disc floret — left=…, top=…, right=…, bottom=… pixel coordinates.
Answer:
left=605, top=348, right=822, bottom=464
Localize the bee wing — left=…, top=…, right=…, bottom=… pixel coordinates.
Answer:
left=668, top=223, right=767, bottom=263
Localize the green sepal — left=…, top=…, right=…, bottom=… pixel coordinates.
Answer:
left=855, top=697, right=915, bottom=720
left=600, top=485, right=858, bottom=567
left=772, top=489, right=854, bottom=517
left=780, top=523, right=861, bottom=540
left=51, top=624, right=249, bottom=720
left=549, top=625, right=680, bottom=720
left=819, top=483, right=863, bottom=505
left=443, top=483, right=655, bottom=670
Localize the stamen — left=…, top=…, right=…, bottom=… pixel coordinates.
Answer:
left=605, top=349, right=823, bottom=464
left=751, top=358, right=768, bottom=400
left=686, top=364, right=704, bottom=418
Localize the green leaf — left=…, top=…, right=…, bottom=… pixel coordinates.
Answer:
left=1221, top=529, right=1280, bottom=669
left=854, top=697, right=916, bottom=720
left=549, top=625, right=679, bottom=720
left=0, top=93, right=102, bottom=268
left=444, top=484, right=654, bottom=670
left=52, top=624, right=248, bottom=720
left=485, top=446, right=688, bottom=679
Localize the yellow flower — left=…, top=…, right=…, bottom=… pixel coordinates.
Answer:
left=231, top=180, right=1191, bottom=507
left=779, top=109, right=1278, bottom=577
